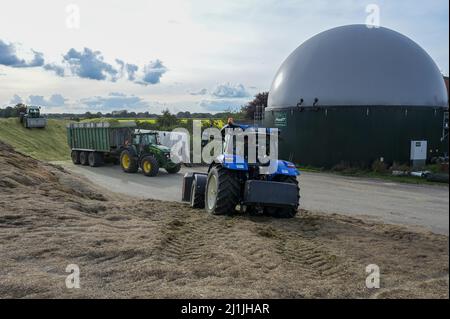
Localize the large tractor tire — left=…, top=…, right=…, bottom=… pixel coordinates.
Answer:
left=190, top=179, right=205, bottom=209
left=88, top=152, right=103, bottom=167
left=140, top=155, right=159, bottom=176
left=166, top=164, right=181, bottom=174
left=265, top=175, right=300, bottom=218
left=205, top=166, right=240, bottom=215
left=71, top=151, right=80, bottom=165
left=120, top=149, right=138, bottom=173
left=79, top=151, right=89, bottom=166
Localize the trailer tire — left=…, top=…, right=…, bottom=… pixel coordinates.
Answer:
left=190, top=179, right=205, bottom=209
left=71, top=151, right=81, bottom=164
left=80, top=151, right=89, bottom=166
left=166, top=164, right=181, bottom=174
left=141, top=155, right=159, bottom=176
left=120, top=149, right=138, bottom=173
left=205, top=166, right=240, bottom=215
left=88, top=152, right=103, bottom=167
left=265, top=175, right=299, bottom=218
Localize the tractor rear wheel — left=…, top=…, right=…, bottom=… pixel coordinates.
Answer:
left=205, top=166, right=240, bottom=215
left=120, top=149, right=138, bottom=173
left=71, top=151, right=80, bottom=165
left=265, top=175, right=300, bottom=218
left=190, top=179, right=205, bottom=209
left=79, top=151, right=89, bottom=166
left=141, top=155, right=159, bottom=176
left=88, top=152, right=103, bottom=167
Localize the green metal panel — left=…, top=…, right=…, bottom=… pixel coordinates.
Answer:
left=264, top=106, right=448, bottom=168
left=66, top=122, right=136, bottom=152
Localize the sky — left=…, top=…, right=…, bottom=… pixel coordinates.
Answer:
left=0, top=0, right=448, bottom=114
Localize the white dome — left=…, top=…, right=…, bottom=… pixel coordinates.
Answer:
left=268, top=25, right=448, bottom=108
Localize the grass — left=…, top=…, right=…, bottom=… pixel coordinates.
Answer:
left=0, top=118, right=71, bottom=161
left=297, top=164, right=448, bottom=185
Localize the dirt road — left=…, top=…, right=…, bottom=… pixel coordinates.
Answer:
left=1, top=144, right=448, bottom=298
left=63, top=163, right=450, bottom=235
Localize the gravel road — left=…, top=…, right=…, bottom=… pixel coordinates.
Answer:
left=63, top=163, right=449, bottom=235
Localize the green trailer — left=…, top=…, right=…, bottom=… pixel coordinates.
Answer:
left=67, top=121, right=181, bottom=176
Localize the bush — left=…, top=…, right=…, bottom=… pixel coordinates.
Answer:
left=371, top=159, right=388, bottom=173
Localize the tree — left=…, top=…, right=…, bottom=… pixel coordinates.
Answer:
left=156, top=109, right=179, bottom=129
left=241, top=92, right=268, bottom=119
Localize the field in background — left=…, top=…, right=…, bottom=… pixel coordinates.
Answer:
left=0, top=118, right=71, bottom=161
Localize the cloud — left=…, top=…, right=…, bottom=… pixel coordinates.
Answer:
left=9, top=94, right=23, bottom=105
left=138, top=60, right=168, bottom=85
left=0, top=40, right=45, bottom=68
left=199, top=99, right=243, bottom=112
left=1, top=39, right=168, bottom=85
left=27, top=94, right=67, bottom=106
left=43, top=63, right=65, bottom=76
left=80, top=92, right=149, bottom=111
left=212, top=83, right=249, bottom=98
left=62, top=48, right=119, bottom=81
left=116, top=59, right=139, bottom=81
left=190, top=88, right=208, bottom=95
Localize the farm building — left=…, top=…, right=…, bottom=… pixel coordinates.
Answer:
left=264, top=24, right=449, bottom=168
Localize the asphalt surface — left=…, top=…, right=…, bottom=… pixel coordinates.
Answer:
left=63, top=163, right=449, bottom=235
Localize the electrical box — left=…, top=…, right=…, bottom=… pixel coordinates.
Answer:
left=410, top=140, right=427, bottom=167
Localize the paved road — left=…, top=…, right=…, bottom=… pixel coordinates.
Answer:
left=63, top=163, right=449, bottom=235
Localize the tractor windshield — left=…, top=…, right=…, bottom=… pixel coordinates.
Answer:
left=139, top=133, right=159, bottom=145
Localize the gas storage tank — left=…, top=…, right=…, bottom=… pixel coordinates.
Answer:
left=264, top=24, right=448, bottom=168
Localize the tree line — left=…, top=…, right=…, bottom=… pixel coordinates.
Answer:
left=0, top=92, right=268, bottom=120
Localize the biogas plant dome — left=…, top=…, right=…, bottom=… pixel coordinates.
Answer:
left=267, top=24, right=448, bottom=109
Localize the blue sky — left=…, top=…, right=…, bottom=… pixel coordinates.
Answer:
left=0, top=0, right=448, bottom=113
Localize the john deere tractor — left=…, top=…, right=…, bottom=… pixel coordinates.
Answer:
left=120, top=130, right=181, bottom=176
left=18, top=104, right=47, bottom=129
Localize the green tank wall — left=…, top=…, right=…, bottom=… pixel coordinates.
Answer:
left=264, top=106, right=449, bottom=168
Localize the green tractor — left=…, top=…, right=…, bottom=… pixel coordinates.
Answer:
left=67, top=122, right=181, bottom=176
left=120, top=130, right=181, bottom=176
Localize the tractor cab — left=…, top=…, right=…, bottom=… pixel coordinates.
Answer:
left=132, top=131, right=160, bottom=146
left=26, top=106, right=42, bottom=118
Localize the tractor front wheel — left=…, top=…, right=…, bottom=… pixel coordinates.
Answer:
left=120, top=149, right=138, bottom=173
left=205, top=166, right=240, bottom=215
left=166, top=164, right=181, bottom=174
left=141, top=155, right=159, bottom=176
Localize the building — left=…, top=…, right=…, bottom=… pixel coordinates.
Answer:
left=264, top=25, right=449, bottom=168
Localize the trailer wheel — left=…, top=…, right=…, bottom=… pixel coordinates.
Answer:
left=166, top=164, right=181, bottom=174
left=265, top=175, right=300, bottom=218
left=120, top=149, right=138, bottom=173
left=141, top=155, right=159, bottom=176
left=80, top=151, right=89, bottom=166
left=88, top=152, right=103, bottom=167
left=205, top=166, right=240, bottom=215
left=190, top=179, right=205, bottom=209
left=71, top=151, right=81, bottom=164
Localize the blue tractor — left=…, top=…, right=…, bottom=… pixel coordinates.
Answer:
left=182, top=123, right=300, bottom=218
